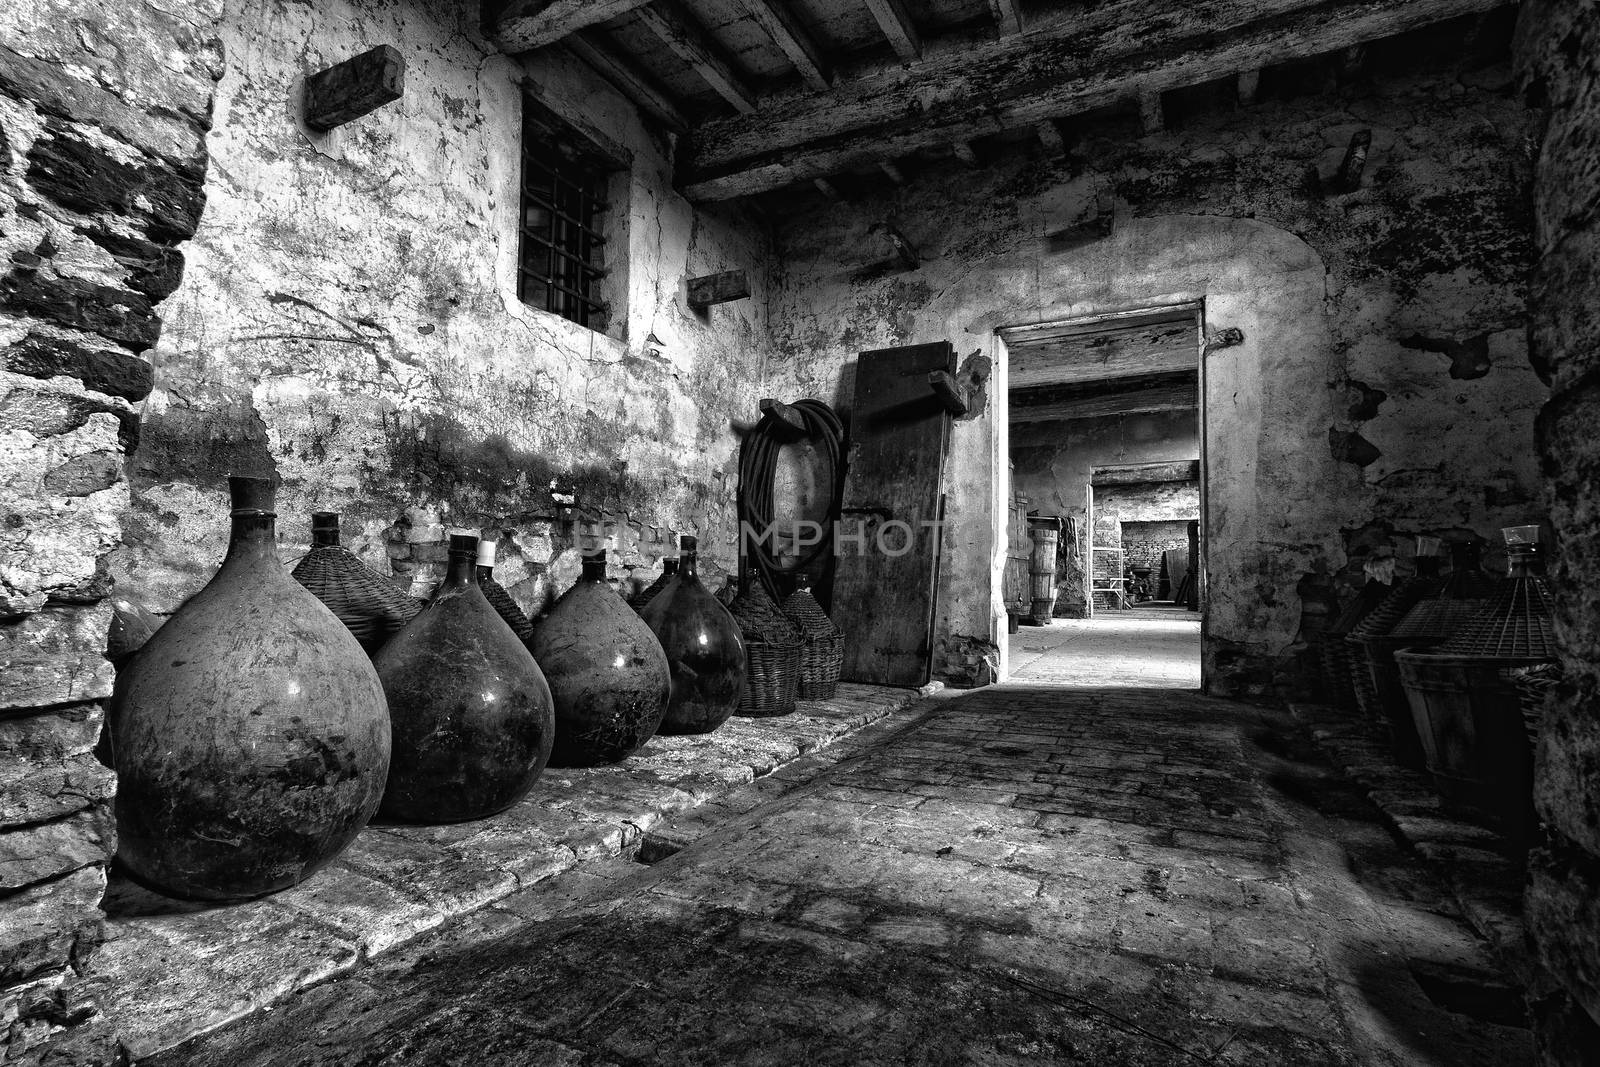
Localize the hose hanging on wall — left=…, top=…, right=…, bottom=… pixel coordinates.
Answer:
left=737, top=398, right=846, bottom=608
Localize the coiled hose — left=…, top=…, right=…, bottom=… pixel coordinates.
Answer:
left=737, top=399, right=846, bottom=606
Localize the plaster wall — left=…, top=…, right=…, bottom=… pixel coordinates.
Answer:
left=1012, top=409, right=1199, bottom=515
left=123, top=0, right=778, bottom=618
left=768, top=52, right=1543, bottom=696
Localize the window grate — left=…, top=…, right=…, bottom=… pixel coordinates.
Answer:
left=518, top=111, right=611, bottom=329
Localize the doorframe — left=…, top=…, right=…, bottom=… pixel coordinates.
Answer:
left=995, top=297, right=1210, bottom=690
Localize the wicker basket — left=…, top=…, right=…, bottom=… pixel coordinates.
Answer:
left=1314, top=580, right=1389, bottom=710
left=1351, top=599, right=1484, bottom=770
left=1502, top=661, right=1561, bottom=752
left=1345, top=570, right=1441, bottom=720
left=466, top=539, right=533, bottom=642
left=729, top=575, right=801, bottom=717
left=292, top=514, right=422, bottom=655
left=780, top=576, right=843, bottom=700
left=480, top=576, right=534, bottom=643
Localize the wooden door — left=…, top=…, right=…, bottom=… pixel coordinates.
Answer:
left=831, top=341, right=954, bottom=687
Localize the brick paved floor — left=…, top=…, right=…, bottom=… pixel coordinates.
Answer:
left=148, top=623, right=1531, bottom=1066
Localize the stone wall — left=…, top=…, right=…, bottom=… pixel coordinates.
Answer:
left=768, top=18, right=1543, bottom=695
left=117, top=0, right=778, bottom=623
left=1090, top=485, right=1199, bottom=610
left=1517, top=1, right=1600, bottom=1062
left=1121, top=519, right=1192, bottom=575
left=0, top=0, right=221, bottom=1061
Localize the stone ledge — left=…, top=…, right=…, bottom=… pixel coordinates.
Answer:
left=1288, top=701, right=1551, bottom=995
left=92, top=684, right=925, bottom=1060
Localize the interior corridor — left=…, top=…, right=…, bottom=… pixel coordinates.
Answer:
left=150, top=627, right=1529, bottom=1066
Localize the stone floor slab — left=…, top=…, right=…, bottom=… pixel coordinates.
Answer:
left=97, top=684, right=920, bottom=1058
left=139, top=623, right=1533, bottom=1067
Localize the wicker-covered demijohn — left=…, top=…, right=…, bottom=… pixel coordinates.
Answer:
left=1345, top=549, right=1443, bottom=765
left=1502, top=661, right=1561, bottom=753
left=475, top=539, right=534, bottom=643
left=1394, top=527, right=1554, bottom=836
left=1345, top=559, right=1441, bottom=717
left=292, top=512, right=421, bottom=654
left=780, top=574, right=843, bottom=700
left=628, top=558, right=678, bottom=611
left=1314, top=579, right=1390, bottom=710
left=728, top=572, right=802, bottom=717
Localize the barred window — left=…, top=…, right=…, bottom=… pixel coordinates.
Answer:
left=518, top=107, right=613, bottom=330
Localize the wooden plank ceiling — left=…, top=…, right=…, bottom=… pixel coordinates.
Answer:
left=1005, top=306, right=1199, bottom=425
left=484, top=0, right=1514, bottom=202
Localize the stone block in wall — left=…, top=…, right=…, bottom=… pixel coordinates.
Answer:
left=0, top=866, right=104, bottom=987
left=23, top=119, right=206, bottom=250
left=0, top=808, right=112, bottom=894
left=40, top=451, right=121, bottom=499
left=1535, top=685, right=1600, bottom=856
left=0, top=40, right=211, bottom=166
left=0, top=274, right=159, bottom=355
left=1526, top=845, right=1600, bottom=1029
left=0, top=968, right=107, bottom=1064
left=0, top=606, right=114, bottom=713
left=1537, top=383, right=1600, bottom=676
left=1534, top=101, right=1600, bottom=254
left=1531, top=226, right=1600, bottom=390
left=0, top=385, right=126, bottom=442
left=0, top=385, right=128, bottom=616
left=0, top=705, right=114, bottom=827
left=1, top=332, right=154, bottom=404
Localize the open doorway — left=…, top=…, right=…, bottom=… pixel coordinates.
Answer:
left=1000, top=302, right=1205, bottom=688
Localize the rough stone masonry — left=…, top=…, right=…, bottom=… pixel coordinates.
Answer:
left=1518, top=1, right=1600, bottom=1062
left=0, top=1, right=222, bottom=1060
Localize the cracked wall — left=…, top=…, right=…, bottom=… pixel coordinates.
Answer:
left=121, top=0, right=777, bottom=617
left=767, top=31, right=1544, bottom=696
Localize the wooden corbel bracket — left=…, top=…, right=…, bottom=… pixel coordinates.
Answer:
left=304, top=45, right=406, bottom=132
left=928, top=370, right=970, bottom=416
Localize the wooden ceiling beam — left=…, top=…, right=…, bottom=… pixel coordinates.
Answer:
left=487, top=0, right=653, bottom=52
left=989, top=0, right=1025, bottom=36
left=636, top=0, right=758, bottom=114
left=1011, top=376, right=1198, bottom=423
left=681, top=0, right=1510, bottom=201
left=741, top=0, right=832, bottom=90
left=1008, top=325, right=1199, bottom=390
left=1091, top=460, right=1200, bottom=486
left=564, top=33, right=690, bottom=132
left=863, top=0, right=922, bottom=62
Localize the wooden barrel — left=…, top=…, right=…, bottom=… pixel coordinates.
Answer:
left=1027, top=518, right=1061, bottom=624
left=1395, top=650, right=1535, bottom=839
